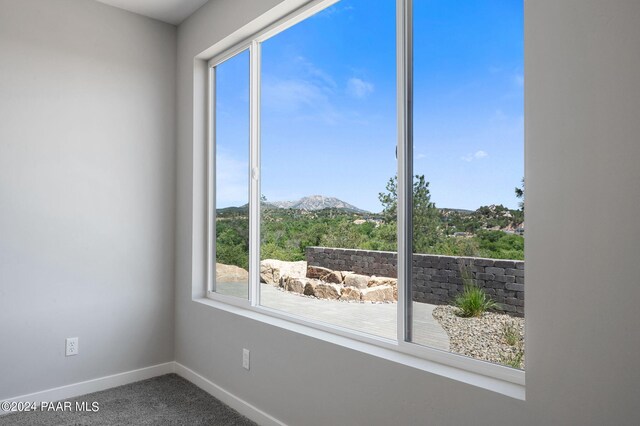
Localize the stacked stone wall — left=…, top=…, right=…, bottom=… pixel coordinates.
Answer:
left=306, top=247, right=524, bottom=316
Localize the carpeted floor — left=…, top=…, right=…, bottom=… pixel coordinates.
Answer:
left=0, top=374, right=257, bottom=426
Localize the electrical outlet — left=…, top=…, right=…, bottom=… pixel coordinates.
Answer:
left=242, top=348, right=250, bottom=370
left=66, top=337, right=78, bottom=356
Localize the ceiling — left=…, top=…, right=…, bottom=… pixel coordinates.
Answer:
left=95, top=0, right=209, bottom=25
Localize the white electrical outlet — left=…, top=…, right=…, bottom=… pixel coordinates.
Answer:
left=242, top=348, right=250, bottom=370
left=66, top=337, right=78, bottom=356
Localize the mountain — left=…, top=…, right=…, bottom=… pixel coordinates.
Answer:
left=439, top=207, right=475, bottom=215
left=270, top=195, right=369, bottom=213
left=292, top=195, right=368, bottom=212
left=268, top=200, right=296, bottom=209
left=217, top=195, right=369, bottom=214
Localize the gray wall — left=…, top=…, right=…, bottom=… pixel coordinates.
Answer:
left=0, top=0, right=176, bottom=400
left=175, top=0, right=640, bottom=424
left=307, top=247, right=525, bottom=315
left=307, top=246, right=399, bottom=278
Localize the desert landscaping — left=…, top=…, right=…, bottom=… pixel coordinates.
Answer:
left=216, top=258, right=524, bottom=369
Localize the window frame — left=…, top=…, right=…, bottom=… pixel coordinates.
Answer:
left=203, top=0, right=525, bottom=393
left=207, top=44, right=252, bottom=307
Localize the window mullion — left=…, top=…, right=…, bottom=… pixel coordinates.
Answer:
left=397, top=0, right=413, bottom=344
left=249, top=40, right=262, bottom=307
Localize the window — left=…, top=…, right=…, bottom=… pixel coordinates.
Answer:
left=258, top=0, right=397, bottom=338
left=409, top=0, right=525, bottom=369
left=210, top=49, right=250, bottom=300
left=207, top=0, right=524, bottom=387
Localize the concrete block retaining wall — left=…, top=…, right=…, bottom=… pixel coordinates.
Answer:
left=306, top=247, right=524, bottom=316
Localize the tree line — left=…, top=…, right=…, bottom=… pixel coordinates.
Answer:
left=216, top=176, right=524, bottom=270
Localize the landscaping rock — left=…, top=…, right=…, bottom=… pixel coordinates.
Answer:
left=280, top=276, right=308, bottom=294
left=341, top=271, right=354, bottom=279
left=260, top=259, right=307, bottom=285
left=313, top=282, right=342, bottom=300
left=432, top=305, right=525, bottom=369
left=344, top=273, right=369, bottom=289
left=306, top=265, right=342, bottom=284
left=367, top=276, right=397, bottom=288
left=360, top=285, right=394, bottom=302
left=340, top=287, right=362, bottom=301
left=216, top=263, right=248, bottom=283
left=303, top=281, right=317, bottom=296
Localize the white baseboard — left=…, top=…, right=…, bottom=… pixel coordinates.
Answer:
left=1, top=361, right=284, bottom=425
left=174, top=362, right=286, bottom=426
left=1, top=362, right=175, bottom=416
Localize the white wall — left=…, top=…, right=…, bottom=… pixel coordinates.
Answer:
left=0, top=0, right=176, bottom=399
left=175, top=0, right=640, bottom=424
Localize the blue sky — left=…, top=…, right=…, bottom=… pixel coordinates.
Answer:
left=216, top=0, right=523, bottom=212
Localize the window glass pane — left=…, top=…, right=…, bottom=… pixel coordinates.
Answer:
left=410, top=1, right=525, bottom=368
left=213, top=50, right=250, bottom=299
left=259, top=0, right=397, bottom=338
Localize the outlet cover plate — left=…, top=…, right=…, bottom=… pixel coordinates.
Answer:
left=66, top=337, right=78, bottom=356
left=242, top=348, right=250, bottom=370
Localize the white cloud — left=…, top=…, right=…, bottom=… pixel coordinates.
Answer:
left=263, top=78, right=327, bottom=109
left=295, top=56, right=337, bottom=89
left=262, top=59, right=376, bottom=124
left=416, top=153, right=427, bottom=160
left=462, top=150, right=489, bottom=162
left=261, top=56, right=344, bottom=124
left=261, top=76, right=342, bottom=124
left=317, top=4, right=355, bottom=17
left=346, top=77, right=374, bottom=99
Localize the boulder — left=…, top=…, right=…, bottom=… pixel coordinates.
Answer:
left=368, top=276, right=397, bottom=288
left=306, top=265, right=331, bottom=278
left=344, top=273, right=369, bottom=289
left=361, top=285, right=395, bottom=302
left=303, top=281, right=318, bottom=297
left=260, top=259, right=307, bottom=285
left=313, top=283, right=342, bottom=300
left=216, top=263, right=248, bottom=283
left=340, top=287, right=362, bottom=301
left=306, top=265, right=342, bottom=284
left=280, top=276, right=308, bottom=294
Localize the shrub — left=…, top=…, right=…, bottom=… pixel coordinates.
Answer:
left=503, top=347, right=524, bottom=369
left=433, top=237, right=480, bottom=257
left=454, top=283, right=497, bottom=317
left=502, top=322, right=520, bottom=346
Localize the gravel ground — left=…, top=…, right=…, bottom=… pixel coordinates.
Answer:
left=432, top=305, right=525, bottom=369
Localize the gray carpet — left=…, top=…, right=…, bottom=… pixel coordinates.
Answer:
left=0, top=374, right=257, bottom=426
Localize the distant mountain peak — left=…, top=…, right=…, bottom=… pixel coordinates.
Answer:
left=268, top=195, right=368, bottom=213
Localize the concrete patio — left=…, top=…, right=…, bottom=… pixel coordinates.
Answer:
left=216, top=282, right=450, bottom=351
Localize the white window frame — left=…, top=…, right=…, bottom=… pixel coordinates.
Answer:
left=203, top=0, right=525, bottom=396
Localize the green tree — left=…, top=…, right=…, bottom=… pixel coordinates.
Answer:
left=515, top=178, right=525, bottom=211
left=378, top=176, right=399, bottom=224
left=378, top=175, right=441, bottom=253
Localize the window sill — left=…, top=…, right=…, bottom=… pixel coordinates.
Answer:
left=194, top=296, right=525, bottom=400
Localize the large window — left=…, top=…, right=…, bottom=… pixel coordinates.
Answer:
left=208, top=0, right=524, bottom=385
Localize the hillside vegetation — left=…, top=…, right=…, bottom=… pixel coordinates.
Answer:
left=216, top=176, right=524, bottom=270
